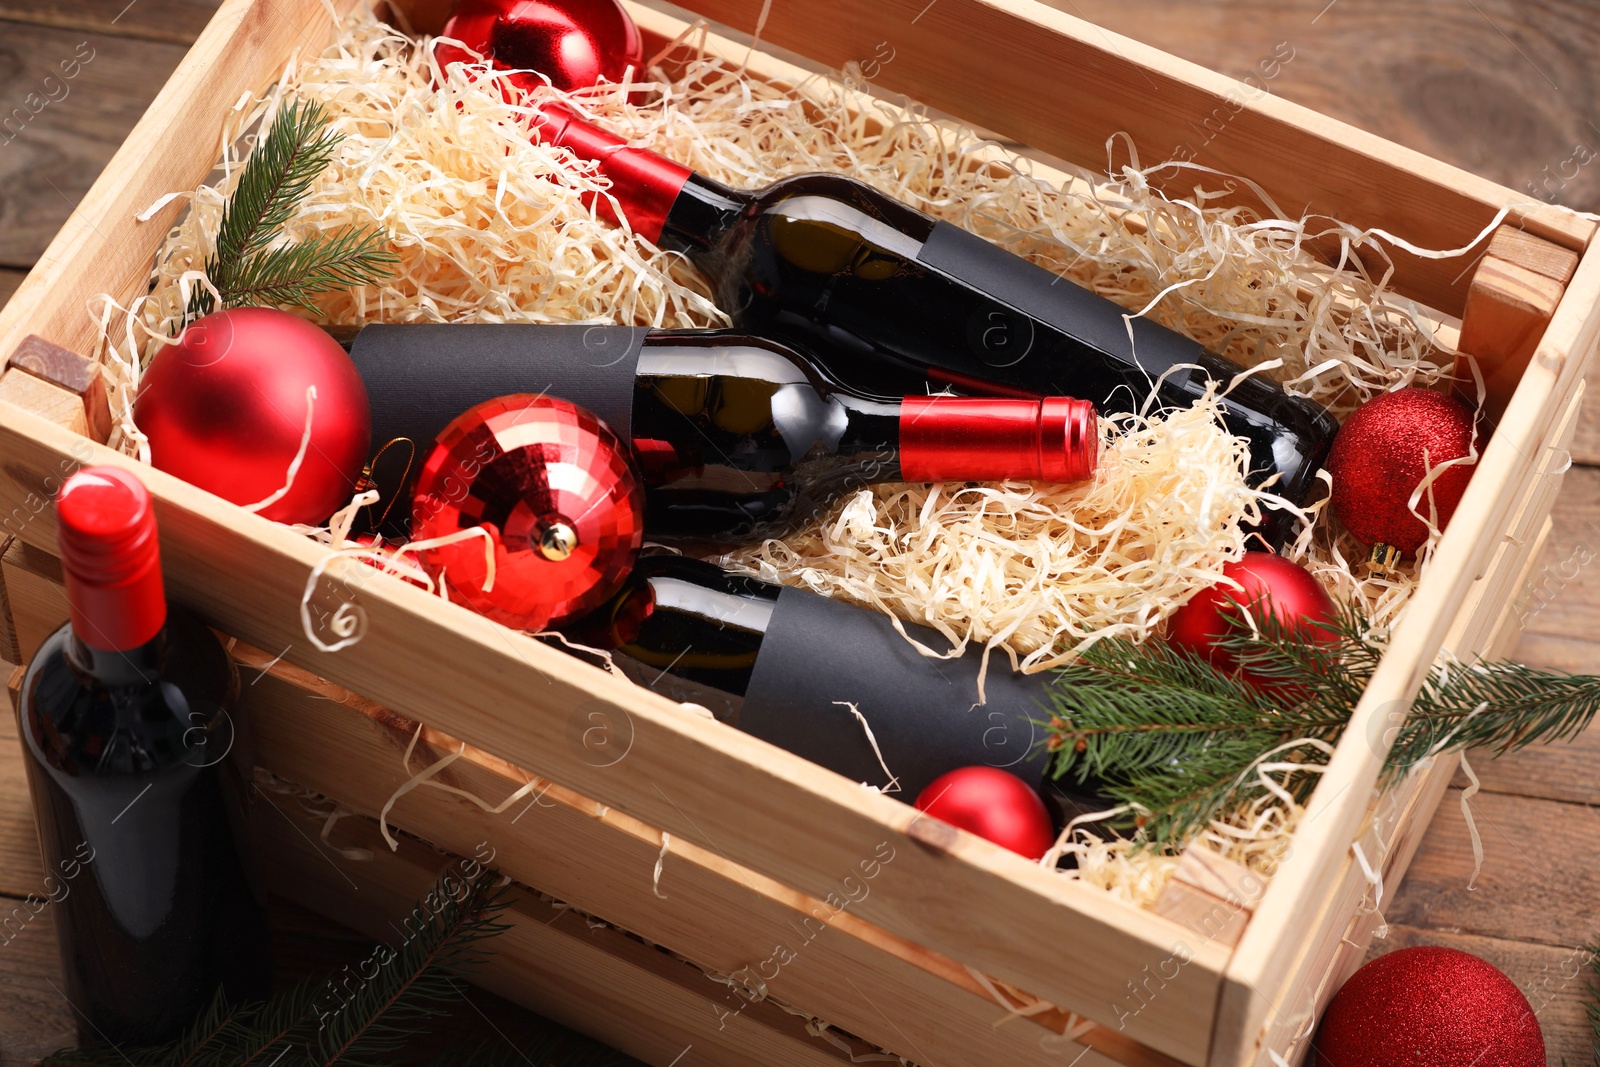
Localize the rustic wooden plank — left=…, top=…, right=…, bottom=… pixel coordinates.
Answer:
left=0, top=23, right=192, bottom=269
left=1364, top=926, right=1593, bottom=1067
left=0, top=536, right=18, bottom=665
left=0, top=408, right=1233, bottom=1065
left=1456, top=252, right=1569, bottom=426
left=0, top=0, right=221, bottom=45
left=1219, top=237, right=1600, bottom=1067
left=1574, top=376, right=1600, bottom=465
left=259, top=800, right=857, bottom=1067
left=0, top=900, right=75, bottom=1067
left=1388, top=788, right=1600, bottom=950
left=234, top=643, right=1151, bottom=1067
left=1053, top=0, right=1600, bottom=216
left=0, top=710, right=45, bottom=901
left=0, top=548, right=1164, bottom=1067
left=0, top=538, right=66, bottom=665
left=1510, top=461, right=1600, bottom=679
left=0, top=371, right=90, bottom=437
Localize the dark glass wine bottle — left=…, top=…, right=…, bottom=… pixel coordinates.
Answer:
left=346, top=323, right=1095, bottom=539
left=564, top=553, right=1081, bottom=799
left=17, top=467, right=269, bottom=1047
left=531, top=106, right=1339, bottom=546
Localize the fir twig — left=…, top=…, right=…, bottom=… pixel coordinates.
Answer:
left=1045, top=600, right=1600, bottom=850
left=184, top=98, right=396, bottom=323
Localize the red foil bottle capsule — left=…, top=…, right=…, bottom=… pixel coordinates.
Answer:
left=411, top=395, right=644, bottom=630
left=56, top=466, right=168, bottom=651
left=898, top=396, right=1098, bottom=483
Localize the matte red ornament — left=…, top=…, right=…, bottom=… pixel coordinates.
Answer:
left=914, top=767, right=1055, bottom=860
left=1326, top=387, right=1479, bottom=555
left=134, top=308, right=371, bottom=525
left=411, top=395, right=643, bottom=631
left=1168, top=552, right=1337, bottom=674
left=437, top=0, right=644, bottom=94
left=1313, top=946, right=1543, bottom=1067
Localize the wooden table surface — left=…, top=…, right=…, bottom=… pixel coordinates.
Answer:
left=2, top=0, right=1599, bottom=1063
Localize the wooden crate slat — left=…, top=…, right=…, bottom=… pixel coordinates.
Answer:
left=0, top=404, right=1229, bottom=1064
left=667, top=0, right=1593, bottom=318
left=0, top=0, right=1592, bottom=1062
left=0, top=543, right=1173, bottom=1067
left=243, top=655, right=1166, bottom=1067
left=254, top=798, right=860, bottom=1067
left=1215, top=301, right=1598, bottom=1067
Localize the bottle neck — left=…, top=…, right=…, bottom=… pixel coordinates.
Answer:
left=658, top=173, right=747, bottom=254
left=66, top=628, right=167, bottom=687
left=531, top=105, right=720, bottom=245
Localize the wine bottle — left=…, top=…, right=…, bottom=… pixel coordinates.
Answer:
left=346, top=323, right=1095, bottom=539
left=530, top=106, right=1339, bottom=546
left=564, top=553, right=1077, bottom=799
left=17, top=467, right=269, bottom=1047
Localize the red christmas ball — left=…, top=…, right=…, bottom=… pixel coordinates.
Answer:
left=134, top=308, right=371, bottom=525
left=1326, top=387, right=1479, bottom=554
left=914, top=767, right=1055, bottom=860
left=1313, top=946, right=1543, bottom=1067
left=411, top=395, right=643, bottom=631
left=438, top=0, right=644, bottom=94
left=1168, top=552, right=1337, bottom=672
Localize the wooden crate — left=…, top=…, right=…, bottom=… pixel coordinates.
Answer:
left=0, top=0, right=1595, bottom=1064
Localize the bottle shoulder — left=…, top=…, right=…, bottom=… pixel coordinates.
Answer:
left=749, top=173, right=935, bottom=240
left=20, top=606, right=239, bottom=777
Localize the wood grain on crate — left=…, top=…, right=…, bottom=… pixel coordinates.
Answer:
left=0, top=1, right=1596, bottom=1066
left=256, top=799, right=861, bottom=1067
left=0, top=543, right=1164, bottom=1067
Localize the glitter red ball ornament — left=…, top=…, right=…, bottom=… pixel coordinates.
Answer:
left=1326, top=387, right=1479, bottom=555
left=1168, top=552, right=1337, bottom=673
left=134, top=308, right=371, bottom=525
left=438, top=0, right=644, bottom=94
left=914, top=767, right=1055, bottom=860
left=1313, top=946, right=1543, bottom=1067
left=411, top=395, right=643, bottom=631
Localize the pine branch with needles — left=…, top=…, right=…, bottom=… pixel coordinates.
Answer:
left=1045, top=601, right=1600, bottom=850
left=184, top=98, right=396, bottom=323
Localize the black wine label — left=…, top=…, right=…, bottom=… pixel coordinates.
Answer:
left=348, top=324, right=649, bottom=532
left=918, top=220, right=1208, bottom=381
left=351, top=323, right=649, bottom=444
left=738, top=585, right=1052, bottom=797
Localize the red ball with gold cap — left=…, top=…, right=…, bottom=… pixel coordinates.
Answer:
left=410, top=395, right=643, bottom=631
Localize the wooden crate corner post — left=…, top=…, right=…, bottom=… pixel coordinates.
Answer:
left=0, top=336, right=113, bottom=444
left=1454, top=226, right=1581, bottom=427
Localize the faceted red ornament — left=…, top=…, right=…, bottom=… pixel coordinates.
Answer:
left=1326, top=387, right=1479, bottom=554
left=1168, top=552, right=1337, bottom=675
left=1313, top=946, right=1544, bottom=1067
left=437, top=0, right=644, bottom=94
left=134, top=308, right=371, bottom=525
left=411, top=395, right=643, bottom=631
left=914, top=767, right=1055, bottom=860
